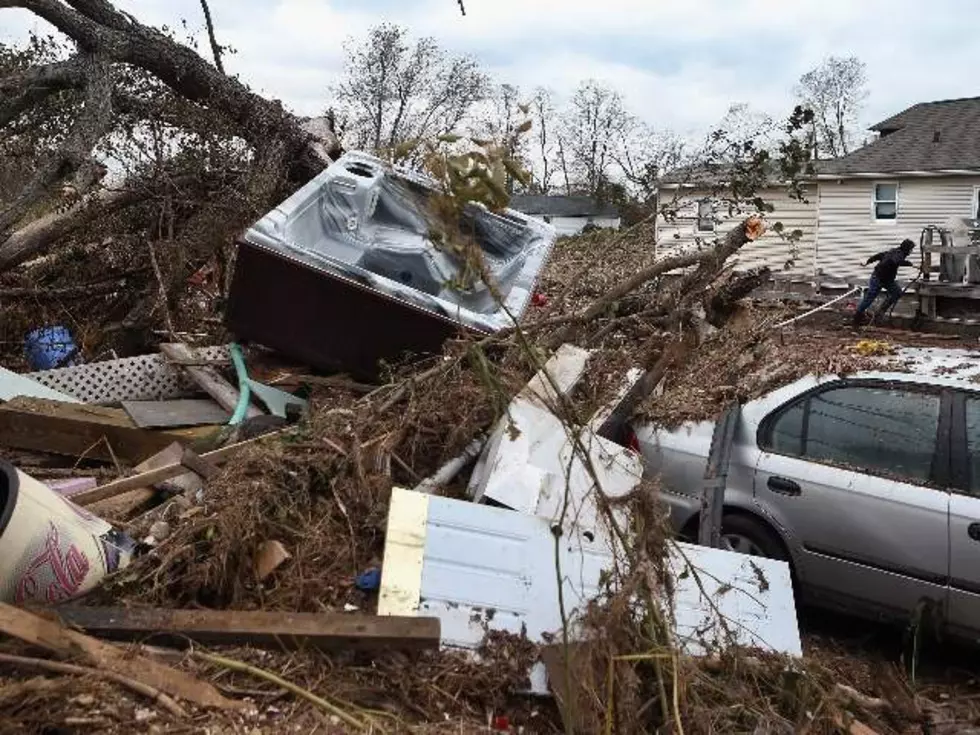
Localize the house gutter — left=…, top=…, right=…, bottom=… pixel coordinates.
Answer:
left=814, top=169, right=980, bottom=180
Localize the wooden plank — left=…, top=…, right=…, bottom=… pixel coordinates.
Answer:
left=86, top=442, right=202, bottom=519
left=54, top=607, right=441, bottom=653
left=916, top=283, right=980, bottom=299
left=86, top=487, right=156, bottom=519
left=122, top=399, right=230, bottom=428
left=160, top=343, right=262, bottom=419
left=0, top=602, right=242, bottom=710
left=0, top=397, right=217, bottom=464
left=72, top=429, right=290, bottom=506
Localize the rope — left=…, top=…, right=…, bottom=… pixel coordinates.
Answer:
left=772, top=287, right=860, bottom=329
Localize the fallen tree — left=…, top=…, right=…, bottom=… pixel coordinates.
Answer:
left=0, top=0, right=341, bottom=272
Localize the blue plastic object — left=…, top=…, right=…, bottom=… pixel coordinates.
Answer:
left=24, top=326, right=79, bottom=370
left=355, top=568, right=381, bottom=592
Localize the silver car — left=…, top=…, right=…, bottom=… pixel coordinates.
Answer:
left=628, top=347, right=980, bottom=640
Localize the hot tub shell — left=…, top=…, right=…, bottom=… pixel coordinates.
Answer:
left=225, top=152, right=556, bottom=377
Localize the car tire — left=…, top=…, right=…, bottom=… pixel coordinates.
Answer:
left=720, top=514, right=788, bottom=562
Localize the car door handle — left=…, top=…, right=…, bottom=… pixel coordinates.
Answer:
left=767, top=476, right=802, bottom=496
left=969, top=523, right=980, bottom=542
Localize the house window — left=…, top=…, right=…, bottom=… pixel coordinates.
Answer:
left=873, top=182, right=898, bottom=221
left=696, top=199, right=714, bottom=232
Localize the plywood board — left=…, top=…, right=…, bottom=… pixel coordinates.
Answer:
left=159, top=344, right=262, bottom=419
left=0, top=397, right=216, bottom=464
left=122, top=399, right=230, bottom=428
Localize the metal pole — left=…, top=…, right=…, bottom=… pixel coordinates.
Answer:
left=698, top=402, right=741, bottom=548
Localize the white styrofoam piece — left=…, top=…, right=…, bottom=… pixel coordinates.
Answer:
left=668, top=543, right=802, bottom=656
left=0, top=366, right=82, bottom=404
left=379, top=488, right=801, bottom=666
left=468, top=344, right=591, bottom=509
left=468, top=350, right=644, bottom=553
left=533, top=433, right=643, bottom=556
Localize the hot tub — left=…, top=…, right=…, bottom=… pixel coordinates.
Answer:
left=225, top=152, right=556, bottom=378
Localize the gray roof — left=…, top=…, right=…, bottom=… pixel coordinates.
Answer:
left=509, top=195, right=619, bottom=218
left=819, top=97, right=980, bottom=176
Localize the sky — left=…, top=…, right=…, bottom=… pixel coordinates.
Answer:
left=2, top=0, right=979, bottom=142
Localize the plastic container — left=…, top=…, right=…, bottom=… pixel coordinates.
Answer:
left=0, top=460, right=135, bottom=605
left=24, top=326, right=79, bottom=371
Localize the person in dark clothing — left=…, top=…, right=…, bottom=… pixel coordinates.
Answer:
left=853, top=239, right=918, bottom=325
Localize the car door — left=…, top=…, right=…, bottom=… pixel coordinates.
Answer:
left=753, top=379, right=950, bottom=620
left=947, top=390, right=980, bottom=640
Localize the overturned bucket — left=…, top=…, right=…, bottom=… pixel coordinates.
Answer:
left=24, top=325, right=80, bottom=371
left=0, top=460, right=135, bottom=605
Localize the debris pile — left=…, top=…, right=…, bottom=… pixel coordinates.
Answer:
left=0, top=170, right=978, bottom=734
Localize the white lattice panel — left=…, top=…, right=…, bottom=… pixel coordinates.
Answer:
left=26, top=346, right=231, bottom=405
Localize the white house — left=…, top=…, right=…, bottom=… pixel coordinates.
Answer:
left=655, top=97, right=980, bottom=287
left=655, top=166, right=819, bottom=277
left=813, top=97, right=980, bottom=284
left=510, top=195, right=621, bottom=236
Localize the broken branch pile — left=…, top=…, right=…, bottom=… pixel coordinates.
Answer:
left=1, top=217, right=977, bottom=734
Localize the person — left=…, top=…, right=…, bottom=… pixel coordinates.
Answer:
left=853, top=239, right=918, bottom=325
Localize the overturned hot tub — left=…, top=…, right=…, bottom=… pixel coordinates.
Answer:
left=225, top=151, right=556, bottom=377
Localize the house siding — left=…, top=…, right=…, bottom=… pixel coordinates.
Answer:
left=815, top=176, right=980, bottom=282
left=656, top=185, right=818, bottom=277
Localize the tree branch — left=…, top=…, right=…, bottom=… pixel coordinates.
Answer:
left=63, top=0, right=132, bottom=29
left=0, top=53, right=112, bottom=237
left=0, top=184, right=143, bottom=270
left=10, top=0, right=338, bottom=165
left=0, top=55, right=89, bottom=95
left=0, top=173, right=204, bottom=271
left=545, top=216, right=766, bottom=348
left=0, top=271, right=145, bottom=299
left=198, top=0, right=224, bottom=73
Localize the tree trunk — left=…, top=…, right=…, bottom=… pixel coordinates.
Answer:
left=546, top=216, right=765, bottom=348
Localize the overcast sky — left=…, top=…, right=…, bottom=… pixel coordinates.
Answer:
left=3, top=0, right=978, bottom=140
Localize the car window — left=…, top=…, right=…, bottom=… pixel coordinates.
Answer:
left=966, top=397, right=980, bottom=493
left=764, top=384, right=940, bottom=484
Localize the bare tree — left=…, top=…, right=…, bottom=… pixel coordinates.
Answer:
left=332, top=24, right=489, bottom=155
left=528, top=87, right=557, bottom=194
left=0, top=0, right=340, bottom=274
left=476, top=83, right=530, bottom=193
left=613, top=121, right=684, bottom=200
left=795, top=56, right=868, bottom=158
left=562, top=80, right=632, bottom=197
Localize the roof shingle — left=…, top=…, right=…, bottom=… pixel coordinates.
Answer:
left=819, top=97, right=980, bottom=176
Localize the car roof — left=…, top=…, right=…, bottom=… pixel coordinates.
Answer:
left=740, top=346, right=980, bottom=427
